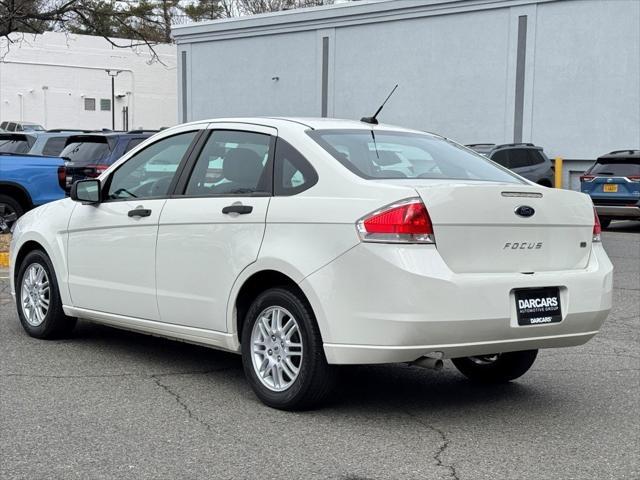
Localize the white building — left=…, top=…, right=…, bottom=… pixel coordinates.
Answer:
left=0, top=32, right=177, bottom=131
left=173, top=0, right=640, bottom=189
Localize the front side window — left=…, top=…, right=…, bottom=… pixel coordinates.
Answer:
left=308, top=130, right=522, bottom=183
left=184, top=130, right=272, bottom=196
left=107, top=131, right=197, bottom=200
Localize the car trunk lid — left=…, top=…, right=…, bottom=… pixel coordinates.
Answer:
left=411, top=183, right=594, bottom=273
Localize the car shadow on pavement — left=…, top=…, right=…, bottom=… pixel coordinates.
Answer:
left=66, top=320, right=540, bottom=414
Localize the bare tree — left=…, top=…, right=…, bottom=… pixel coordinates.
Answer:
left=0, top=0, right=338, bottom=61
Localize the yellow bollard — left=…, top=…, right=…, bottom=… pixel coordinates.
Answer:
left=554, top=157, right=563, bottom=188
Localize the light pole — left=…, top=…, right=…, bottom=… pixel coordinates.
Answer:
left=105, top=70, right=122, bottom=130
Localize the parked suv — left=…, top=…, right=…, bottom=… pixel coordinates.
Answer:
left=0, top=121, right=45, bottom=132
left=466, top=143, right=554, bottom=187
left=581, top=149, right=640, bottom=228
left=60, top=130, right=158, bottom=191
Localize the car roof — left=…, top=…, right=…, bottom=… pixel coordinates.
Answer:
left=183, top=117, right=434, bottom=135
left=597, top=149, right=640, bottom=160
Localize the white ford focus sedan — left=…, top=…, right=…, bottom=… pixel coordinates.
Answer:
left=10, top=118, right=613, bottom=409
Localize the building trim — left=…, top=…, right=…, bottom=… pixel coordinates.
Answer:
left=172, top=0, right=561, bottom=44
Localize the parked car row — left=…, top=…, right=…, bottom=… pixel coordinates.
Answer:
left=1, top=121, right=638, bottom=230
left=0, top=128, right=158, bottom=227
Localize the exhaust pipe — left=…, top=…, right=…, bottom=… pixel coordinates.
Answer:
left=411, top=356, right=444, bottom=371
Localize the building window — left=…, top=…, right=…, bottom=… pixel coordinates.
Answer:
left=100, top=98, right=111, bottom=111
left=84, top=98, right=96, bottom=111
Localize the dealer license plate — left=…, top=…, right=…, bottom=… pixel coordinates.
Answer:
left=515, top=287, right=562, bottom=326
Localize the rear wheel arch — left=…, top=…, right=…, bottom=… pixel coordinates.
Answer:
left=234, top=270, right=318, bottom=344
left=0, top=183, right=34, bottom=211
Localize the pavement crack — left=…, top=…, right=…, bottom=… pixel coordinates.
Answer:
left=401, top=408, right=459, bottom=480
left=151, top=374, right=214, bottom=433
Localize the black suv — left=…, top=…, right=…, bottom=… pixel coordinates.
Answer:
left=60, top=130, right=158, bottom=192
left=466, top=143, right=555, bottom=187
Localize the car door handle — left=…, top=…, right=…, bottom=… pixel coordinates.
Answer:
left=128, top=208, right=152, bottom=218
left=222, top=205, right=253, bottom=215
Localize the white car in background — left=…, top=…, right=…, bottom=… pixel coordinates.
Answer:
left=10, top=118, right=613, bottom=410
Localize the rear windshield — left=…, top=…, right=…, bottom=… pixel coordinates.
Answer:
left=0, top=138, right=31, bottom=154
left=589, top=159, right=640, bottom=177
left=60, top=141, right=110, bottom=164
left=308, top=130, right=522, bottom=183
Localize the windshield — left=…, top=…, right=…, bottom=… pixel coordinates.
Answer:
left=0, top=138, right=31, bottom=154
left=60, top=141, right=110, bottom=164
left=589, top=159, right=640, bottom=177
left=308, top=130, right=522, bottom=183
left=22, top=124, right=45, bottom=132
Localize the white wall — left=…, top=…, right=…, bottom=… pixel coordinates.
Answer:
left=0, top=32, right=177, bottom=130
left=187, top=30, right=319, bottom=120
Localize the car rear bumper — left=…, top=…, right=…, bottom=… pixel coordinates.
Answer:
left=302, top=243, right=613, bottom=365
left=595, top=205, right=640, bottom=219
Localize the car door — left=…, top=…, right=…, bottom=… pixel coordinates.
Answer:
left=155, top=124, right=276, bottom=331
left=66, top=127, right=201, bottom=320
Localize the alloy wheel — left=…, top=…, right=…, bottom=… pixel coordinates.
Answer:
left=250, top=306, right=303, bottom=392
left=20, top=263, right=50, bottom=327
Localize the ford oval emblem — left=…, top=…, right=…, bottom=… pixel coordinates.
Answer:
left=515, top=205, right=535, bottom=218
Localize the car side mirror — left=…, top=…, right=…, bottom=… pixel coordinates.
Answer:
left=71, top=179, right=101, bottom=204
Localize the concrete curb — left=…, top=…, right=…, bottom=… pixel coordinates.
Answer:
left=0, top=252, right=9, bottom=268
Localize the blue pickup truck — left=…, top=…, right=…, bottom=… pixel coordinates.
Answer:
left=0, top=132, right=74, bottom=226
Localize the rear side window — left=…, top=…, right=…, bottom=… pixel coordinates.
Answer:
left=42, top=137, right=68, bottom=156
left=589, top=159, right=640, bottom=177
left=309, top=130, right=521, bottom=183
left=60, top=141, right=110, bottom=165
left=184, top=130, right=272, bottom=196
left=0, top=136, right=31, bottom=154
left=274, top=138, right=318, bottom=195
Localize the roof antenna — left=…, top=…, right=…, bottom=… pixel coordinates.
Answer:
left=360, top=84, right=398, bottom=125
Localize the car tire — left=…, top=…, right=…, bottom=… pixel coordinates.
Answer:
left=599, top=217, right=612, bottom=229
left=451, top=350, right=538, bottom=383
left=0, top=194, right=24, bottom=227
left=241, top=287, right=334, bottom=410
left=16, top=250, right=76, bottom=339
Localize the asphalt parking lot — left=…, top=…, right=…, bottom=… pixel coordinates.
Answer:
left=1, top=223, right=638, bottom=480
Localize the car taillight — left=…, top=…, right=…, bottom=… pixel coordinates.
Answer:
left=84, top=164, right=108, bottom=177
left=580, top=175, right=595, bottom=182
left=57, top=165, right=66, bottom=190
left=357, top=198, right=435, bottom=244
left=593, top=208, right=601, bottom=242
left=628, top=175, right=640, bottom=182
